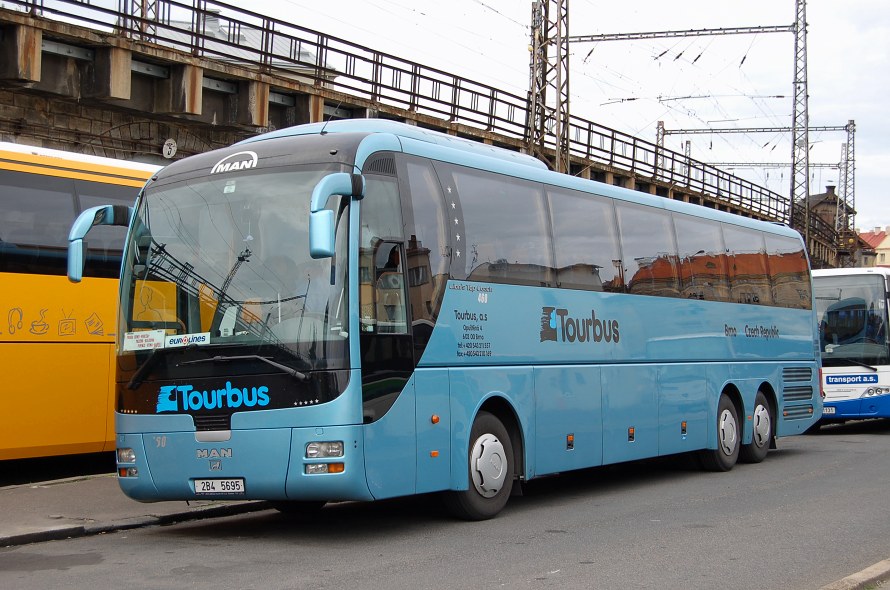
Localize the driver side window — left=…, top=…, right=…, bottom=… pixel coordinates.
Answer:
left=359, top=173, right=407, bottom=334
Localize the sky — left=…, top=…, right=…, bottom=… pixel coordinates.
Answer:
left=217, top=0, right=888, bottom=231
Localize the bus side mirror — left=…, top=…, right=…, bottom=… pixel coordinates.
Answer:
left=309, top=209, right=335, bottom=259
left=68, top=237, right=86, bottom=284
left=67, top=204, right=132, bottom=283
left=309, top=172, right=364, bottom=259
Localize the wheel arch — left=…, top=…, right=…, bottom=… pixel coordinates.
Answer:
left=721, top=382, right=744, bottom=422
left=477, top=395, right=525, bottom=484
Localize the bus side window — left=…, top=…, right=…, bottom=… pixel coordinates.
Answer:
left=548, top=188, right=621, bottom=292
left=358, top=171, right=406, bottom=334
left=375, top=244, right=407, bottom=331
left=615, top=202, right=680, bottom=298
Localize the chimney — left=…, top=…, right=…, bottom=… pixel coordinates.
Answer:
left=826, top=185, right=836, bottom=195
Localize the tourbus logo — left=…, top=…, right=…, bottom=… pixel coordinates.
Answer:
left=156, top=381, right=270, bottom=413
left=210, top=151, right=258, bottom=174
left=540, top=306, right=620, bottom=344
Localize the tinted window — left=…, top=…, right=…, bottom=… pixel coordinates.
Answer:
left=0, top=170, right=138, bottom=277
left=438, top=164, right=554, bottom=287
left=765, top=233, right=811, bottom=309
left=673, top=214, right=729, bottom=302
left=723, top=224, right=772, bottom=306
left=358, top=172, right=407, bottom=335
left=401, top=157, right=450, bottom=326
left=615, top=203, right=679, bottom=297
left=548, top=188, right=622, bottom=292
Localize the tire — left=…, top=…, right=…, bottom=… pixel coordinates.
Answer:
left=699, top=393, right=740, bottom=472
left=740, top=391, right=773, bottom=463
left=443, top=411, right=514, bottom=521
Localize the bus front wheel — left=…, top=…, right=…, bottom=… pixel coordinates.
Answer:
left=699, top=394, right=740, bottom=472
left=740, top=390, right=773, bottom=463
left=444, top=411, right=514, bottom=521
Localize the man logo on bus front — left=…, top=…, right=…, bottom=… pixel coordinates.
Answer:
left=210, top=151, right=258, bottom=174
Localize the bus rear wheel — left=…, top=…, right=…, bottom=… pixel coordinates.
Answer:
left=699, top=393, right=740, bottom=472
left=444, top=411, right=514, bottom=521
left=740, top=390, right=773, bottom=463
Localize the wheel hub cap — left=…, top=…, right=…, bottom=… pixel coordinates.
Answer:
left=752, top=405, right=771, bottom=446
left=470, top=433, right=507, bottom=498
left=718, top=408, right=738, bottom=455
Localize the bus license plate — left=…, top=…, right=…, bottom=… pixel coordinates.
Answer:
left=822, top=407, right=836, bottom=415
left=195, top=478, right=245, bottom=495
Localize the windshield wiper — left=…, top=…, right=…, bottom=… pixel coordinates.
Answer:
left=828, top=357, right=879, bottom=372
left=178, top=354, right=309, bottom=381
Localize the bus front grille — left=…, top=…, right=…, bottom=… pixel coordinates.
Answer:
left=193, top=414, right=232, bottom=431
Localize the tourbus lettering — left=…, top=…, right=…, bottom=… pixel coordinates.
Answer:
left=540, top=306, right=620, bottom=344
left=156, top=381, right=271, bottom=413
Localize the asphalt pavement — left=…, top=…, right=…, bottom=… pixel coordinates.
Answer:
left=0, top=473, right=268, bottom=547
left=0, top=472, right=886, bottom=589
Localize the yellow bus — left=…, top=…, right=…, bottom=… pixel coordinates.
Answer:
left=0, top=142, right=160, bottom=460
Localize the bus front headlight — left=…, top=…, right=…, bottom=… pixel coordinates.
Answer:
left=306, top=441, right=344, bottom=458
left=117, top=447, right=137, bottom=463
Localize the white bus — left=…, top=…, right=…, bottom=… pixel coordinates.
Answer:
left=813, top=267, right=890, bottom=425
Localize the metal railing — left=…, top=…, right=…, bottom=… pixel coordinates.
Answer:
left=6, top=0, right=790, bottom=224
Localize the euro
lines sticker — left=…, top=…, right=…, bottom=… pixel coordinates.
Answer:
left=123, top=329, right=166, bottom=351
left=165, top=332, right=211, bottom=348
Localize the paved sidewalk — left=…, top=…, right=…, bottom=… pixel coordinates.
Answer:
left=0, top=473, right=268, bottom=547
left=1, top=473, right=888, bottom=589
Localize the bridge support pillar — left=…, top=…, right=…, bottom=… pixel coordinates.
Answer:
left=87, top=47, right=131, bottom=100
left=0, top=24, right=41, bottom=82
left=295, top=94, right=325, bottom=123
left=237, top=80, right=269, bottom=127
left=159, top=64, right=203, bottom=115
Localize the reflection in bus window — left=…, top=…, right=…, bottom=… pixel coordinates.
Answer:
left=616, top=203, right=679, bottom=298
left=723, top=224, right=772, bottom=306
left=548, top=188, right=621, bottom=292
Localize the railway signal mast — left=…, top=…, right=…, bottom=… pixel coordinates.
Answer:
left=528, top=1, right=817, bottom=245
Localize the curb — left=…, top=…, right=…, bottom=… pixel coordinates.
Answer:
left=0, top=501, right=270, bottom=548
left=820, top=559, right=890, bottom=590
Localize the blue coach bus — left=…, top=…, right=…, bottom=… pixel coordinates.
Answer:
left=68, top=119, right=820, bottom=519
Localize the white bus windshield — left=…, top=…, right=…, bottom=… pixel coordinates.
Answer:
left=815, top=273, right=890, bottom=367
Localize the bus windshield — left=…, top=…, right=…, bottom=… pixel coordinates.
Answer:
left=815, top=273, right=890, bottom=367
left=119, top=165, right=350, bottom=375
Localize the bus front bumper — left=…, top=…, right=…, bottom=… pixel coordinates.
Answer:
left=114, top=424, right=373, bottom=503
left=823, top=393, right=890, bottom=420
